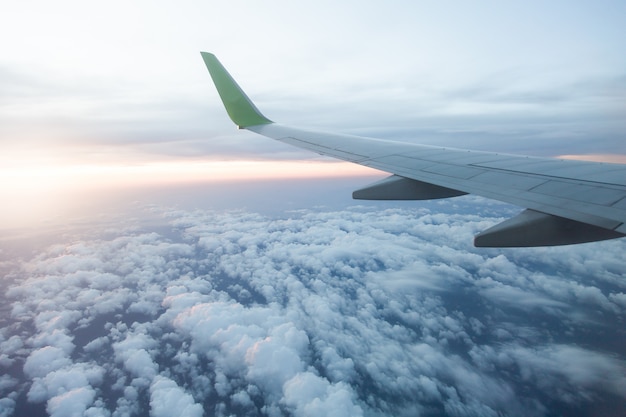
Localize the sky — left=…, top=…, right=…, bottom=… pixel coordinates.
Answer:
left=1, top=1, right=626, bottom=416
left=2, top=0, right=626, bottom=227
left=1, top=1, right=626, bottom=180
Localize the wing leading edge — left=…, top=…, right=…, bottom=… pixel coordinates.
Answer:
left=200, top=52, right=626, bottom=247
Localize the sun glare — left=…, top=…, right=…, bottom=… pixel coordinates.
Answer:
left=4, top=151, right=623, bottom=231
left=0, top=158, right=379, bottom=230
left=558, top=154, right=626, bottom=164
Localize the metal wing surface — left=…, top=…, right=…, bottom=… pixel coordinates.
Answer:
left=201, top=52, right=626, bottom=247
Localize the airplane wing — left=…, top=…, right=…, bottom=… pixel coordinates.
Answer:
left=200, top=52, right=626, bottom=247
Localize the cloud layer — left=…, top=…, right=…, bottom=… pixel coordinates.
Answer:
left=1, top=199, right=625, bottom=416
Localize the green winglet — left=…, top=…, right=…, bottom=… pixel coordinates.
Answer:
left=201, top=52, right=273, bottom=128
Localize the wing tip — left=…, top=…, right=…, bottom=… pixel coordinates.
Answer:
left=201, top=52, right=273, bottom=128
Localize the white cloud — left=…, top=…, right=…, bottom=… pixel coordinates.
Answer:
left=150, top=376, right=203, bottom=417
left=0, top=398, right=16, bottom=417
left=2, top=202, right=625, bottom=416
left=23, top=346, right=71, bottom=379
left=25, top=361, right=104, bottom=417
left=282, top=372, right=363, bottom=417
left=46, top=387, right=96, bottom=417
left=504, top=344, right=626, bottom=400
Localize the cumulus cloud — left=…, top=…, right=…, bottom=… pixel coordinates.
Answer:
left=282, top=372, right=363, bottom=417
left=504, top=345, right=626, bottom=400
left=23, top=346, right=72, bottom=379
left=46, top=386, right=96, bottom=417
left=150, top=376, right=203, bottom=417
left=1, top=200, right=625, bottom=416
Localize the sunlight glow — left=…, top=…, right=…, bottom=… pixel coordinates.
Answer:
left=0, top=159, right=379, bottom=229
left=559, top=154, right=626, bottom=164
left=1, top=159, right=378, bottom=189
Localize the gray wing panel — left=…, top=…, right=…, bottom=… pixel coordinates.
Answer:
left=248, top=124, right=626, bottom=234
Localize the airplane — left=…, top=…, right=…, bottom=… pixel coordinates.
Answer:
left=200, top=52, right=626, bottom=248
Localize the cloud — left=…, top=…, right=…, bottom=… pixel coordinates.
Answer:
left=0, top=398, right=16, bottom=417
left=282, top=373, right=363, bottom=417
left=23, top=347, right=72, bottom=379
left=46, top=387, right=95, bottom=417
left=1, top=200, right=625, bottom=416
left=503, top=345, right=626, bottom=400
left=150, top=376, right=203, bottom=417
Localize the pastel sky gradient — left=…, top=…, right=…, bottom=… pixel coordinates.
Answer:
left=1, top=0, right=625, bottom=226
